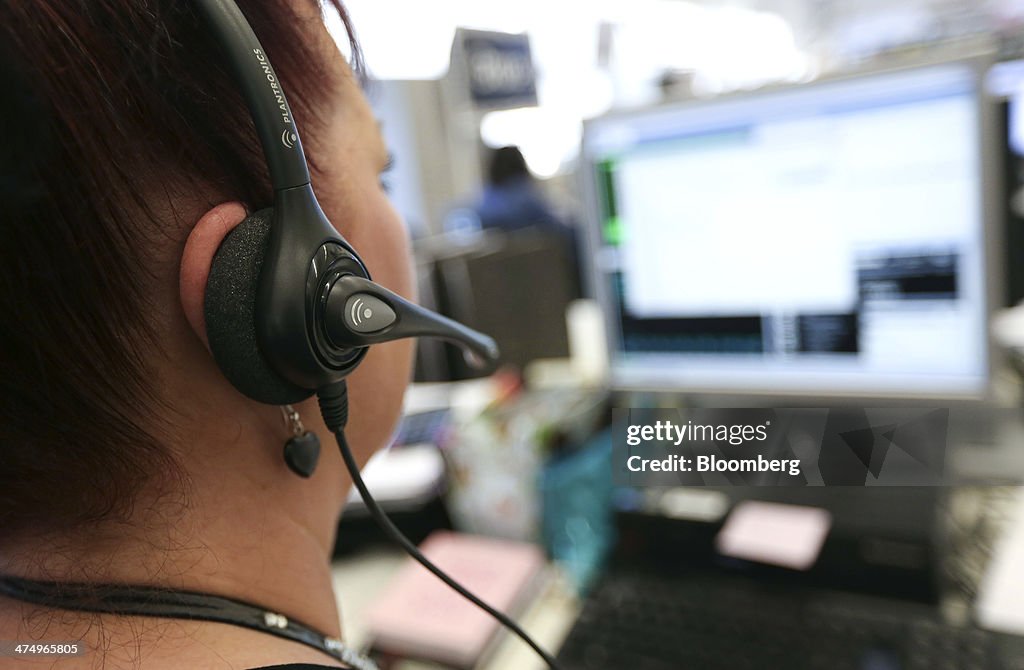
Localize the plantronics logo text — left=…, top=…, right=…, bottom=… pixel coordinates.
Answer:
left=252, top=47, right=295, bottom=148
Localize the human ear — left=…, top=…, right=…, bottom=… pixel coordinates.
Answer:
left=178, top=201, right=248, bottom=348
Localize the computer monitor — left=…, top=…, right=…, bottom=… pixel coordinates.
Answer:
left=582, top=56, right=1001, bottom=399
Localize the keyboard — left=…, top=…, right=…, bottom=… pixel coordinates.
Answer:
left=557, top=571, right=1000, bottom=670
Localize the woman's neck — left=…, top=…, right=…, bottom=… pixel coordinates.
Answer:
left=0, top=395, right=352, bottom=666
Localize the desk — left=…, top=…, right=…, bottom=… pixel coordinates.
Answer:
left=331, top=548, right=579, bottom=669
left=331, top=486, right=1024, bottom=669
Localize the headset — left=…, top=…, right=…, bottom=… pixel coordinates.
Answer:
left=193, top=0, right=561, bottom=667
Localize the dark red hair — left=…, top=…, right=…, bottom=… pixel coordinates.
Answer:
left=0, top=1, right=360, bottom=542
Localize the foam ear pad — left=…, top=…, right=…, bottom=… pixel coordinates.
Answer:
left=204, top=208, right=314, bottom=405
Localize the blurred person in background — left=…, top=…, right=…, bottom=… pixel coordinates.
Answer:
left=472, top=146, right=582, bottom=297
left=476, top=146, right=567, bottom=234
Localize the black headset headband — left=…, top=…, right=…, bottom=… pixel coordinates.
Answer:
left=194, top=0, right=310, bottom=191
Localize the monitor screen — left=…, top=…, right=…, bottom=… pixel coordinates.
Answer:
left=583, top=61, right=994, bottom=398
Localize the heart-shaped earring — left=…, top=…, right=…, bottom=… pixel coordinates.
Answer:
left=281, top=405, right=321, bottom=478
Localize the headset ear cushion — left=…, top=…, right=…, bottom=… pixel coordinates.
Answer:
left=204, top=208, right=314, bottom=405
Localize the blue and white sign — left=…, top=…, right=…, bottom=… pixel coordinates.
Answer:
left=459, top=29, right=538, bottom=109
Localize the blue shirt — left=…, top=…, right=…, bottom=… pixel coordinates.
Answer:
left=475, top=177, right=566, bottom=234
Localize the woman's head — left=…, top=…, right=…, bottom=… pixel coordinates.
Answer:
left=0, top=0, right=414, bottom=548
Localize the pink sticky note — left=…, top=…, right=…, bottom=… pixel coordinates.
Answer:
left=715, top=501, right=832, bottom=571
left=365, top=531, right=545, bottom=668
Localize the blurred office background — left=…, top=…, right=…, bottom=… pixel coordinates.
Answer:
left=323, top=2, right=1024, bottom=669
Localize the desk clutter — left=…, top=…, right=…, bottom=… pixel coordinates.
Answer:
left=336, top=379, right=615, bottom=594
